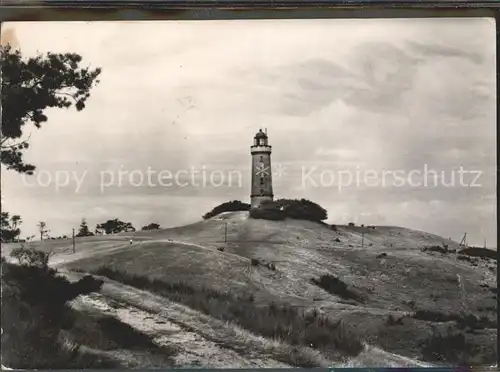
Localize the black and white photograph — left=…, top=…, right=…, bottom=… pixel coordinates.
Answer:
left=0, top=17, right=497, bottom=369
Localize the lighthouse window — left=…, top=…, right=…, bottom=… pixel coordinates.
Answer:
left=260, top=178, right=264, bottom=185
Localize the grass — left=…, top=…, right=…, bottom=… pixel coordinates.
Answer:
left=69, top=309, right=175, bottom=365
left=421, top=327, right=497, bottom=366
left=458, top=247, right=497, bottom=261
left=32, top=213, right=496, bottom=367
left=412, top=309, right=496, bottom=330
left=91, top=266, right=364, bottom=364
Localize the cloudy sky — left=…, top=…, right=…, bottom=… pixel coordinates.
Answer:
left=1, top=18, right=496, bottom=246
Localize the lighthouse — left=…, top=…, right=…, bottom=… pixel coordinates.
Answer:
left=250, top=129, right=274, bottom=208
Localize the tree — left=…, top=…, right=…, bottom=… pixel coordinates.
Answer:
left=1, top=44, right=101, bottom=174
left=37, top=221, right=49, bottom=241
left=0, top=212, right=22, bottom=242
left=76, top=218, right=94, bottom=237
left=141, top=222, right=160, bottom=231
left=96, top=219, right=135, bottom=235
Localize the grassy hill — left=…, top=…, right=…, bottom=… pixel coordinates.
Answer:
left=2, top=211, right=497, bottom=367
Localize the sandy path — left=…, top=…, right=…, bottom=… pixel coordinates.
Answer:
left=71, top=291, right=290, bottom=368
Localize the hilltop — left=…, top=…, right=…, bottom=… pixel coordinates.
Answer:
left=2, top=211, right=497, bottom=368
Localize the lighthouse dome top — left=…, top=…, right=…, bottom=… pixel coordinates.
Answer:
left=254, top=129, right=268, bottom=139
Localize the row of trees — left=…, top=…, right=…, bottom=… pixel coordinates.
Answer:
left=1, top=216, right=162, bottom=243
left=76, top=218, right=136, bottom=237
left=76, top=219, right=162, bottom=236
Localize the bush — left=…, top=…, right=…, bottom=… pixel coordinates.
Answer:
left=348, top=222, right=355, bottom=227
left=251, top=258, right=260, bottom=266
left=457, top=255, right=474, bottom=263
left=421, top=328, right=496, bottom=365
left=421, top=245, right=448, bottom=254
left=141, top=223, right=161, bottom=231
left=202, top=200, right=251, bottom=220
left=249, top=198, right=328, bottom=223
left=249, top=205, right=286, bottom=221
left=311, top=274, right=364, bottom=303
left=412, top=309, right=496, bottom=330
left=386, top=314, right=404, bottom=326
left=92, top=267, right=364, bottom=363
left=1, top=256, right=104, bottom=368
left=10, top=246, right=52, bottom=268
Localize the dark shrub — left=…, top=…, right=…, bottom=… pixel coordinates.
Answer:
left=249, top=198, right=328, bottom=223
left=2, top=257, right=104, bottom=368
left=387, top=314, right=403, bottom=326
left=335, top=237, right=341, bottom=243
left=376, top=253, right=387, bottom=259
left=457, top=255, right=474, bottom=263
left=348, top=222, right=355, bottom=227
left=249, top=205, right=286, bottom=221
left=217, top=247, right=225, bottom=252
left=141, top=223, right=160, bottom=231
left=275, top=198, right=328, bottom=222
left=420, top=328, right=496, bottom=365
left=421, top=245, right=448, bottom=254
left=311, top=275, right=364, bottom=303
left=203, top=200, right=251, bottom=220
left=412, top=309, right=496, bottom=330
left=251, top=258, right=260, bottom=266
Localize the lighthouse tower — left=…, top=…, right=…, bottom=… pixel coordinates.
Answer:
left=250, top=129, right=274, bottom=208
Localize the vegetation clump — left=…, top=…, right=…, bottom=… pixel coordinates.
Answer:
left=249, top=198, right=327, bottom=223
left=141, top=223, right=161, bottom=231
left=421, top=328, right=496, bottom=366
left=421, top=245, right=449, bottom=254
left=2, top=249, right=105, bottom=368
left=311, top=274, right=364, bottom=303
left=412, top=309, right=496, bottom=330
left=202, top=200, right=251, bottom=220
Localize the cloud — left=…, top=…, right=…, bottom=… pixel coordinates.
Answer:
left=0, top=18, right=496, bottom=246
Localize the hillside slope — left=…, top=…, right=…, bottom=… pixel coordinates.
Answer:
left=3, top=212, right=497, bottom=367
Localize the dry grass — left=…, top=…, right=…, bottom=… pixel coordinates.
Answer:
left=92, top=266, right=364, bottom=363
left=34, top=212, right=496, bottom=366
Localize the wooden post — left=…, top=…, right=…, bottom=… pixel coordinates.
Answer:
left=459, top=233, right=467, bottom=247
left=72, top=228, right=75, bottom=254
